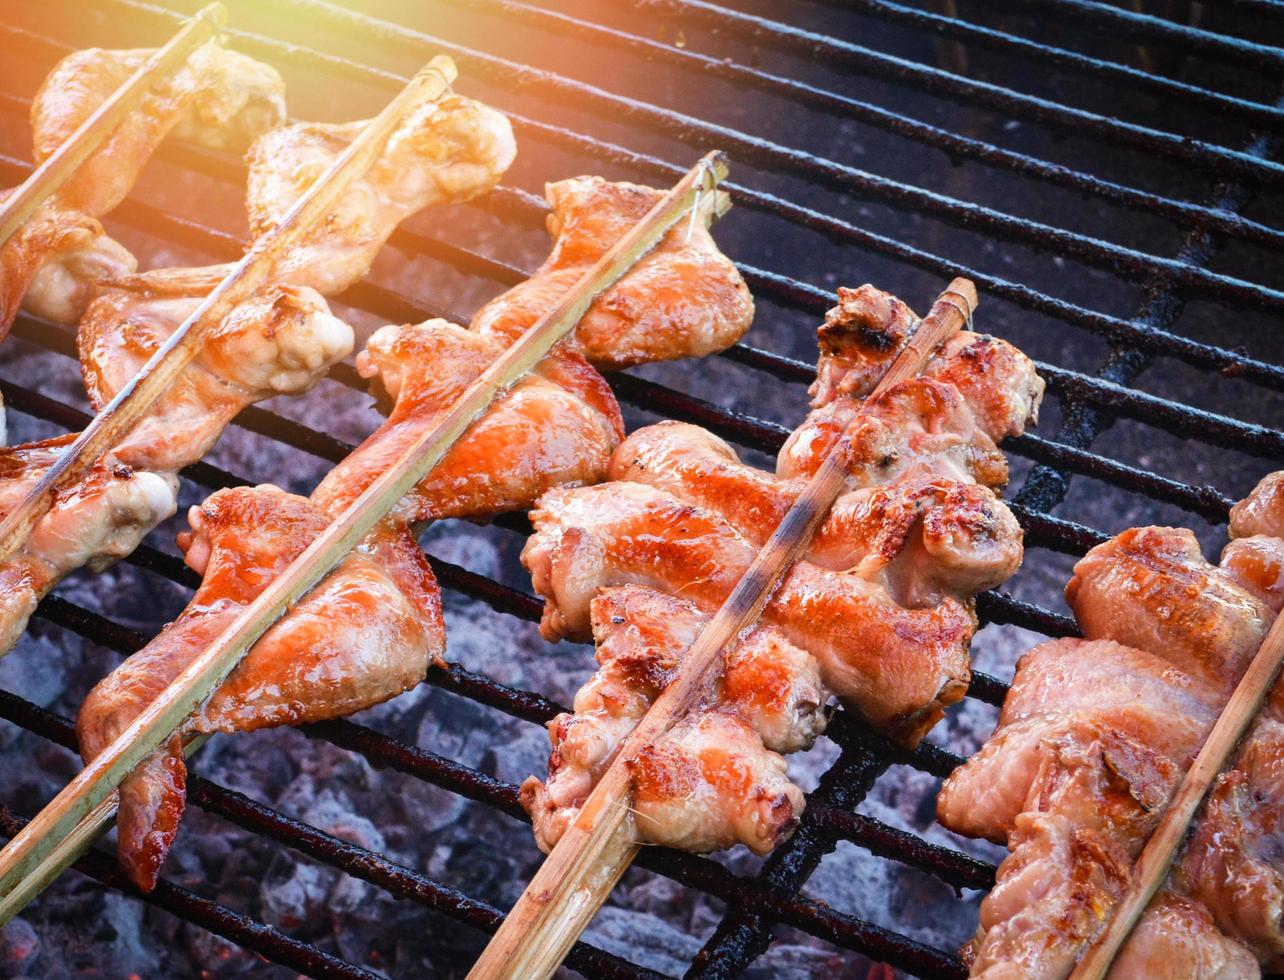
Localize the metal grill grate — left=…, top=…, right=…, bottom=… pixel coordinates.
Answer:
left=0, top=0, right=1281, bottom=976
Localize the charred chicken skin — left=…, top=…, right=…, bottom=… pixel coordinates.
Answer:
left=938, top=471, right=1284, bottom=978
left=3, top=40, right=286, bottom=338
left=521, top=282, right=1041, bottom=856
left=79, top=162, right=754, bottom=888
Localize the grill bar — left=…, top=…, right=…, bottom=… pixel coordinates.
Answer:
left=1017, top=105, right=1282, bottom=515
left=987, top=0, right=1284, bottom=71
left=0, top=804, right=380, bottom=980
left=641, top=0, right=1284, bottom=182
left=824, top=0, right=1284, bottom=129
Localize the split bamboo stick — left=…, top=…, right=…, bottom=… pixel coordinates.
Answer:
left=0, top=150, right=731, bottom=920
left=0, top=2, right=227, bottom=246
left=1071, top=610, right=1284, bottom=978
left=0, top=56, right=458, bottom=566
left=467, top=278, right=978, bottom=980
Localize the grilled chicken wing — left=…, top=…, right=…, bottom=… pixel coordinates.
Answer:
left=520, top=586, right=827, bottom=853
left=524, top=481, right=975, bottom=743
left=940, top=473, right=1284, bottom=977
left=311, top=318, right=621, bottom=521
left=77, top=485, right=444, bottom=891
left=0, top=285, right=352, bottom=661
left=1067, top=525, right=1271, bottom=696
left=3, top=42, right=285, bottom=338
left=32, top=42, right=284, bottom=216
left=470, top=176, right=753, bottom=369
left=807, top=284, right=1044, bottom=443
left=244, top=94, right=515, bottom=295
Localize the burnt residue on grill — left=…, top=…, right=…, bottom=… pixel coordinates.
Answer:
left=0, top=0, right=1282, bottom=978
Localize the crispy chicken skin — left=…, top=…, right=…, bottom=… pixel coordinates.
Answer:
left=0, top=286, right=351, bottom=662
left=520, top=586, right=827, bottom=853
left=244, top=94, right=515, bottom=296
left=312, top=319, right=622, bottom=522
left=1067, top=525, right=1271, bottom=696
left=3, top=201, right=135, bottom=330
left=470, top=176, right=753, bottom=369
left=3, top=42, right=285, bottom=337
left=32, top=43, right=285, bottom=216
left=609, top=421, right=1022, bottom=605
left=524, top=481, right=975, bottom=743
left=77, top=486, right=444, bottom=892
left=940, top=472, right=1284, bottom=977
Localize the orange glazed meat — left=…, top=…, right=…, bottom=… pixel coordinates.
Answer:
left=938, top=472, right=1284, bottom=977
left=470, top=175, right=754, bottom=369
left=77, top=486, right=444, bottom=892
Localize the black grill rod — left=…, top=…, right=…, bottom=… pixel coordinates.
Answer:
left=807, top=0, right=1284, bottom=129
left=424, top=0, right=1284, bottom=249
left=983, top=0, right=1284, bottom=72
left=0, top=805, right=380, bottom=980
left=6, top=61, right=1282, bottom=398
left=1016, top=99, right=1284, bottom=515
left=621, top=0, right=1284, bottom=183
left=165, top=8, right=1284, bottom=313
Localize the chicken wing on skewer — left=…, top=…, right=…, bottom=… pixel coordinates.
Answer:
left=470, top=175, right=754, bottom=369
left=0, top=285, right=352, bottom=658
left=520, top=585, right=829, bottom=854
left=243, top=94, right=515, bottom=295
left=77, top=486, right=444, bottom=891
left=938, top=473, right=1284, bottom=977
left=3, top=41, right=286, bottom=336
left=311, top=318, right=622, bottom=521
left=519, top=280, right=1039, bottom=860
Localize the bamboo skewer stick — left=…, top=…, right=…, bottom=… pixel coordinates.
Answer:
left=0, top=736, right=209, bottom=926
left=0, top=150, right=732, bottom=920
left=0, top=56, right=458, bottom=567
left=1071, top=611, right=1284, bottom=978
left=468, top=277, right=978, bottom=980
left=0, top=2, right=228, bottom=247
